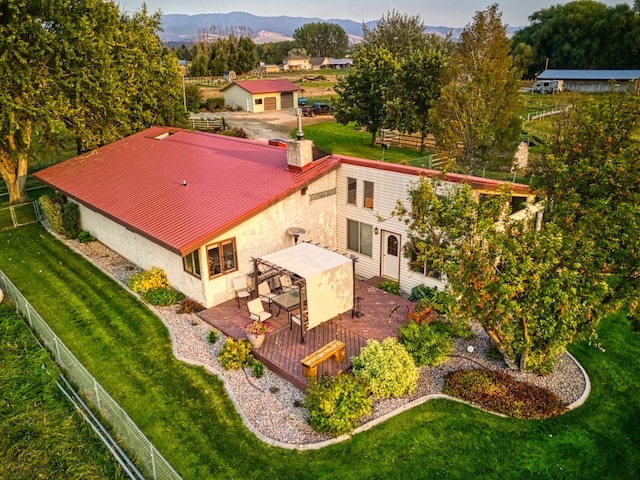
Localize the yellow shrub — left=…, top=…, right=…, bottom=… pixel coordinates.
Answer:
left=128, top=267, right=170, bottom=294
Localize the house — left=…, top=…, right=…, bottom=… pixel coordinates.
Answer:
left=535, top=69, right=640, bottom=94
left=223, top=70, right=236, bottom=82
left=254, top=63, right=281, bottom=75
left=328, top=58, right=352, bottom=70
left=34, top=127, right=535, bottom=309
left=221, top=79, right=303, bottom=112
left=310, top=57, right=330, bottom=70
left=282, top=56, right=311, bottom=71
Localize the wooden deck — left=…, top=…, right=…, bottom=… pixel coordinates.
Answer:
left=197, top=277, right=414, bottom=390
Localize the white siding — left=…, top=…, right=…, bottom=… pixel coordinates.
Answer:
left=336, top=163, right=446, bottom=296
left=223, top=85, right=255, bottom=112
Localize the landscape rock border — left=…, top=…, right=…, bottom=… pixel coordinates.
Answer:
left=64, top=237, right=590, bottom=449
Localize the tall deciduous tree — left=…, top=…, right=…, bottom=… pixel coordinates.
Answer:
left=512, top=0, right=640, bottom=77
left=394, top=178, right=610, bottom=374
left=334, top=46, right=397, bottom=145
left=431, top=4, right=522, bottom=175
left=293, top=22, right=348, bottom=58
left=0, top=0, right=186, bottom=204
left=385, top=48, right=445, bottom=151
left=361, top=10, right=428, bottom=57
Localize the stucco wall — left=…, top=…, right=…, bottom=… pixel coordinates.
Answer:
left=76, top=170, right=337, bottom=308
left=336, top=163, right=446, bottom=296
left=200, top=170, right=337, bottom=306
left=78, top=205, right=205, bottom=302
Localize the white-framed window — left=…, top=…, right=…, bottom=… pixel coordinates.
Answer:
left=363, top=180, right=374, bottom=209
left=347, top=177, right=357, bottom=205
left=347, top=219, right=373, bottom=257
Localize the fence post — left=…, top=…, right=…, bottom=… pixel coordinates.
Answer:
left=94, top=379, right=101, bottom=411
left=151, top=442, right=157, bottom=480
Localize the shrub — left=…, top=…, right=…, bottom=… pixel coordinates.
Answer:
left=206, top=97, right=225, bottom=111
left=409, top=284, right=437, bottom=301
left=38, top=194, right=64, bottom=234
left=61, top=202, right=80, bottom=239
left=76, top=231, right=95, bottom=243
left=217, top=338, right=254, bottom=370
left=128, top=267, right=170, bottom=295
left=351, top=338, right=418, bottom=398
left=217, top=127, right=247, bottom=138
left=304, top=374, right=371, bottom=437
left=378, top=280, right=400, bottom=295
left=177, top=297, right=205, bottom=314
left=430, top=319, right=475, bottom=341
left=207, top=330, right=219, bottom=344
left=444, top=368, right=567, bottom=419
left=143, top=287, right=185, bottom=306
left=252, top=361, right=265, bottom=378
left=399, top=322, right=452, bottom=367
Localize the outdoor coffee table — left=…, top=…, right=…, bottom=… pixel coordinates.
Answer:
left=271, top=289, right=301, bottom=317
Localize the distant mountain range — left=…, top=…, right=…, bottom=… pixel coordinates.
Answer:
left=159, top=12, right=511, bottom=45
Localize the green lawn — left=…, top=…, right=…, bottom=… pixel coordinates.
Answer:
left=0, top=303, right=126, bottom=479
left=1, top=223, right=639, bottom=479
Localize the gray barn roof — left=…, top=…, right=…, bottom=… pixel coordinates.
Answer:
left=537, top=69, right=640, bottom=81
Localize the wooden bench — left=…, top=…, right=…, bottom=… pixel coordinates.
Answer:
left=300, top=340, right=346, bottom=379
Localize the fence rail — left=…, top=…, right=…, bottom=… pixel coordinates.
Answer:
left=0, top=271, right=182, bottom=480
left=188, top=117, right=224, bottom=131
left=0, top=201, right=39, bottom=232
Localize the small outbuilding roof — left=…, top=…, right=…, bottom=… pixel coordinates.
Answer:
left=537, top=69, right=640, bottom=81
left=221, top=79, right=302, bottom=94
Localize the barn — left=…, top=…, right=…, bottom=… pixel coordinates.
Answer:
left=222, top=79, right=303, bottom=112
left=536, top=69, right=640, bottom=94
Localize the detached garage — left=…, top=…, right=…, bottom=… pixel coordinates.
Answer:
left=222, top=79, right=303, bottom=113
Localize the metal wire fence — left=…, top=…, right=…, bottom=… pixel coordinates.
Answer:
left=0, top=270, right=182, bottom=480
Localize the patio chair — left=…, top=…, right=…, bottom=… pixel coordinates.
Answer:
left=290, top=310, right=307, bottom=343
left=258, top=281, right=278, bottom=312
left=233, top=277, right=251, bottom=308
left=279, top=274, right=294, bottom=292
left=247, top=298, right=272, bottom=322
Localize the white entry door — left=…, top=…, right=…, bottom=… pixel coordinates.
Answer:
left=382, top=231, right=400, bottom=280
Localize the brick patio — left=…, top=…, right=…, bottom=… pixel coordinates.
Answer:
left=197, top=277, right=414, bottom=390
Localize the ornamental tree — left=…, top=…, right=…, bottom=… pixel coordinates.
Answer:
left=395, top=178, right=611, bottom=373
left=532, top=90, right=640, bottom=324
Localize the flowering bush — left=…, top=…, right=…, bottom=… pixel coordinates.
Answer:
left=128, top=267, right=170, bottom=295
left=244, top=320, right=273, bottom=335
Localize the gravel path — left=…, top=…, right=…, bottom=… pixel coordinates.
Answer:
left=66, top=238, right=590, bottom=448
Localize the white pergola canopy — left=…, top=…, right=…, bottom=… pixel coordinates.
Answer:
left=260, top=243, right=354, bottom=330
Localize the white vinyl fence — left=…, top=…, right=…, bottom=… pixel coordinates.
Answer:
left=0, top=270, right=182, bottom=480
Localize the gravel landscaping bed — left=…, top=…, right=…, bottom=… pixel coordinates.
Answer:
left=66, top=238, right=589, bottom=448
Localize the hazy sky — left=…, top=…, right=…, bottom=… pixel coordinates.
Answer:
left=120, top=0, right=632, bottom=27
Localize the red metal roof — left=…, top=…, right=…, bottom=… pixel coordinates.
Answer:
left=337, top=156, right=533, bottom=196
left=223, top=79, right=303, bottom=94
left=35, top=127, right=339, bottom=255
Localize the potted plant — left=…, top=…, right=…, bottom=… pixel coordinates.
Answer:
left=244, top=320, right=273, bottom=348
left=408, top=298, right=434, bottom=324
